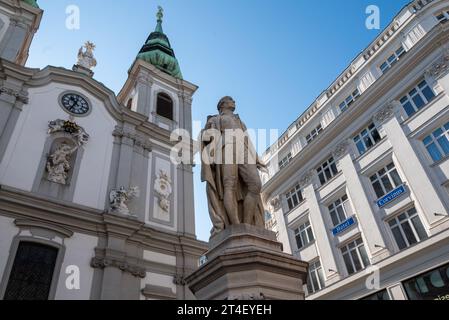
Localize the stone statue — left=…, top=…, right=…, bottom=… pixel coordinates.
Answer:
left=201, top=96, right=268, bottom=237
left=77, top=41, right=97, bottom=70
left=109, top=186, right=140, bottom=216
left=45, top=119, right=90, bottom=186
left=46, top=143, right=76, bottom=185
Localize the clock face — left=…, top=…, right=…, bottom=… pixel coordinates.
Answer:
left=61, top=93, right=90, bottom=116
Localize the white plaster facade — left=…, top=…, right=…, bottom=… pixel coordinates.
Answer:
left=262, top=0, right=449, bottom=300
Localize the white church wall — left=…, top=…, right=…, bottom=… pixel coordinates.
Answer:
left=140, top=272, right=176, bottom=300
left=0, top=82, right=116, bottom=210
left=0, top=216, right=18, bottom=280
left=0, top=12, right=10, bottom=44
left=54, top=232, right=98, bottom=300
left=143, top=250, right=176, bottom=266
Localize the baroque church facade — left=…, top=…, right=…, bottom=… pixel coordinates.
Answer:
left=0, top=0, right=207, bottom=300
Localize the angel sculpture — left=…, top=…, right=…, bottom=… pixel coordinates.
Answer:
left=109, top=186, right=140, bottom=216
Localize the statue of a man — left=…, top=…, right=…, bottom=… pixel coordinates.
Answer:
left=201, top=96, right=267, bottom=237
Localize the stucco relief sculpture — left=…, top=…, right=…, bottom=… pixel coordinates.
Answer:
left=201, top=96, right=268, bottom=236
left=48, top=119, right=90, bottom=146
left=46, top=143, right=76, bottom=185
left=109, top=186, right=140, bottom=216
left=77, top=41, right=97, bottom=70
left=154, top=170, right=172, bottom=212
left=46, top=119, right=89, bottom=185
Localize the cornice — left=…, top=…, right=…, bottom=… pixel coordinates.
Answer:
left=0, top=185, right=208, bottom=254
left=121, top=59, right=198, bottom=95
left=29, top=66, right=124, bottom=120
left=0, top=61, right=189, bottom=149
left=14, top=218, right=74, bottom=238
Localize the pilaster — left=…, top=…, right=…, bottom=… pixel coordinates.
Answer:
left=375, top=101, right=447, bottom=230
left=332, top=140, right=390, bottom=263
left=300, top=171, right=341, bottom=283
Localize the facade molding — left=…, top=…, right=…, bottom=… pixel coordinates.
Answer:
left=90, top=256, right=146, bottom=279
left=373, top=101, right=397, bottom=124
left=425, top=48, right=449, bottom=80
left=0, top=185, right=208, bottom=255
left=332, top=140, right=351, bottom=159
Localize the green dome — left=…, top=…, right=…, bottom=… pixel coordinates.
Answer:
left=137, top=8, right=183, bottom=79
left=22, top=0, right=39, bottom=8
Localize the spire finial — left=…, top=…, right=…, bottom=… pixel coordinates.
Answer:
left=155, top=6, right=164, bottom=33
left=156, top=6, right=164, bottom=22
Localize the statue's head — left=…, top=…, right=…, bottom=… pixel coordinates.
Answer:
left=217, top=96, right=236, bottom=113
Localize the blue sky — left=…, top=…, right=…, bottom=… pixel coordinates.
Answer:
left=27, top=0, right=410, bottom=241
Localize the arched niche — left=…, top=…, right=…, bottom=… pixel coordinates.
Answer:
left=32, top=131, right=85, bottom=202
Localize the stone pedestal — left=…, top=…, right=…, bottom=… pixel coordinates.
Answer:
left=186, top=224, right=309, bottom=300
left=72, top=64, right=94, bottom=77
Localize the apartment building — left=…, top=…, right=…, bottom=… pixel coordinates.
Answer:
left=261, top=0, right=449, bottom=300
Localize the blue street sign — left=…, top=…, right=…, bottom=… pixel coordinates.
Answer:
left=332, top=216, right=356, bottom=236
left=377, top=185, right=406, bottom=208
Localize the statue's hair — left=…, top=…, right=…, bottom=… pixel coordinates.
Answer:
left=217, top=96, right=235, bottom=111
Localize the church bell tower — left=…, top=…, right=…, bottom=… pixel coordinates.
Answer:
left=118, top=6, right=196, bottom=135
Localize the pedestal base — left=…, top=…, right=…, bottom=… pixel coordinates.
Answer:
left=186, top=224, right=309, bottom=300
left=72, top=64, right=94, bottom=77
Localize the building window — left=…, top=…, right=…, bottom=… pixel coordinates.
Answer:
left=436, top=11, right=449, bottom=24
left=370, top=162, right=403, bottom=199
left=306, top=260, right=325, bottom=294
left=4, top=242, right=58, bottom=300
left=423, top=122, right=449, bottom=162
left=399, top=80, right=436, bottom=117
left=341, top=238, right=370, bottom=275
left=403, top=263, right=449, bottom=300
left=294, top=221, right=315, bottom=250
left=353, top=123, right=382, bottom=155
left=279, top=152, right=292, bottom=170
left=306, top=124, right=323, bottom=144
left=361, top=290, right=391, bottom=300
left=388, top=207, right=427, bottom=250
left=317, top=156, right=339, bottom=186
left=339, top=89, right=361, bottom=113
left=156, top=92, right=174, bottom=120
left=379, top=46, right=406, bottom=74
left=328, top=194, right=353, bottom=227
left=126, top=98, right=133, bottom=109
left=286, top=184, right=304, bottom=211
